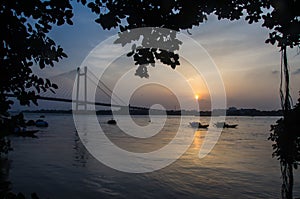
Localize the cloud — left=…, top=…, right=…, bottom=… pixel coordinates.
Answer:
left=292, top=68, right=300, bottom=75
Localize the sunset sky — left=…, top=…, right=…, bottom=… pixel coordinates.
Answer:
left=17, top=3, right=300, bottom=111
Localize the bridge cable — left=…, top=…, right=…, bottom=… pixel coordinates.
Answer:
left=87, top=69, right=127, bottom=106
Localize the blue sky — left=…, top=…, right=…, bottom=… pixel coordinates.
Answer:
left=20, top=3, right=300, bottom=111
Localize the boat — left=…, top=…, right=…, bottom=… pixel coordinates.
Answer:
left=215, top=122, right=238, bottom=128
left=224, top=124, right=238, bottom=128
left=15, top=130, right=39, bottom=137
left=107, top=119, right=117, bottom=125
left=189, top=122, right=209, bottom=129
left=26, top=119, right=36, bottom=126
left=35, top=119, right=48, bottom=127
left=13, top=127, right=39, bottom=137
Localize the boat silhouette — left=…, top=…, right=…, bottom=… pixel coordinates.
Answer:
left=189, top=122, right=209, bottom=129
left=107, top=119, right=117, bottom=125
left=215, top=122, right=238, bottom=128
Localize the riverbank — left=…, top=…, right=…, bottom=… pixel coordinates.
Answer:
left=20, top=108, right=282, bottom=116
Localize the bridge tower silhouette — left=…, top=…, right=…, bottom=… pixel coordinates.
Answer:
left=75, top=66, right=87, bottom=111
left=6, top=66, right=150, bottom=112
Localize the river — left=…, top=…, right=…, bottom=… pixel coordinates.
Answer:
left=2, top=114, right=300, bottom=198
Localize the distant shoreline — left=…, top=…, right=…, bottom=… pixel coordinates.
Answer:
left=20, top=108, right=283, bottom=117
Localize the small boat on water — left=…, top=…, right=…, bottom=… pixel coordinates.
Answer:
left=35, top=119, right=48, bottom=127
left=215, top=122, right=238, bottom=128
left=15, top=130, right=39, bottom=137
left=26, top=120, right=36, bottom=126
left=107, top=119, right=117, bottom=125
left=13, top=127, right=39, bottom=137
left=189, top=122, right=209, bottom=129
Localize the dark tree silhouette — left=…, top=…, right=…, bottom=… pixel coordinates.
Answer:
left=1, top=0, right=300, bottom=198
left=263, top=2, right=300, bottom=199
left=270, top=94, right=300, bottom=199
left=0, top=0, right=76, bottom=115
left=86, top=0, right=269, bottom=77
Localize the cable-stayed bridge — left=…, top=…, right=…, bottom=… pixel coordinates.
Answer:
left=8, top=67, right=149, bottom=112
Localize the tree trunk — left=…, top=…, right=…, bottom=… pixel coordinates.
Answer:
left=280, top=46, right=293, bottom=199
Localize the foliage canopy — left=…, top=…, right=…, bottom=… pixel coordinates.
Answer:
left=1, top=0, right=300, bottom=198
left=1, top=0, right=299, bottom=113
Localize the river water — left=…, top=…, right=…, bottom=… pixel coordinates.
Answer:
left=3, top=114, right=300, bottom=198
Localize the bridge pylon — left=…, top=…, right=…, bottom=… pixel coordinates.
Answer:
left=75, top=66, right=87, bottom=111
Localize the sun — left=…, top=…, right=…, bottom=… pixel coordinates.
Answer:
left=195, top=94, right=199, bottom=100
